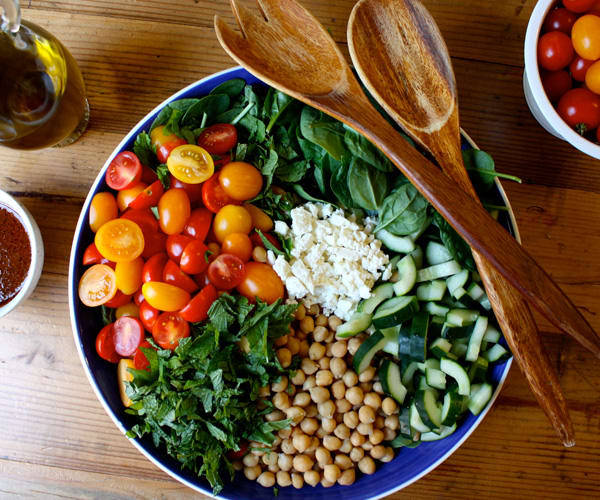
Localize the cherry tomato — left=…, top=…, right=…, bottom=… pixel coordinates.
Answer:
left=96, top=323, right=120, bottom=363
left=207, top=254, right=246, bottom=290
left=166, top=234, right=193, bottom=263
left=103, top=290, right=133, bottom=308
left=95, top=219, right=145, bottom=263
left=590, top=0, right=600, bottom=16
left=150, top=125, right=187, bottom=164
left=158, top=188, right=191, bottom=235
left=179, top=284, right=218, bottom=323
left=134, top=288, right=145, bottom=306
left=197, top=123, right=238, bottom=155
left=170, top=175, right=204, bottom=204
left=572, top=14, right=600, bottom=60
left=244, top=204, right=273, bottom=232
left=563, top=0, right=596, bottom=13
left=89, top=192, right=118, bottom=233
left=133, top=340, right=155, bottom=370
left=116, top=302, right=140, bottom=319
left=221, top=233, right=253, bottom=262
left=570, top=56, right=595, bottom=81
left=105, top=151, right=142, bottom=191
left=141, top=165, right=158, bottom=184
left=139, top=301, right=160, bottom=331
left=180, top=240, right=210, bottom=274
left=201, top=173, right=240, bottom=213
left=143, top=253, right=168, bottom=283
left=194, top=272, right=211, bottom=288
left=541, top=70, right=572, bottom=102
left=237, top=262, right=284, bottom=304
left=163, top=260, right=199, bottom=294
left=219, top=162, right=263, bottom=201
left=152, top=312, right=190, bottom=350
left=226, top=440, right=249, bottom=461
left=585, top=60, right=600, bottom=94
left=213, top=153, right=232, bottom=169
left=115, top=257, right=144, bottom=295
left=142, top=281, right=191, bottom=311
left=83, top=242, right=111, bottom=266
left=557, top=87, right=600, bottom=133
left=142, top=231, right=167, bottom=260
left=129, top=181, right=164, bottom=210
left=79, top=264, right=117, bottom=307
left=117, top=183, right=147, bottom=212
left=184, top=208, right=213, bottom=240
left=112, top=316, right=144, bottom=357
left=250, top=230, right=282, bottom=250
left=538, top=31, right=574, bottom=71
left=542, top=8, right=577, bottom=33
left=121, top=208, right=159, bottom=235
left=213, top=205, right=253, bottom=243
left=167, top=144, right=214, bottom=184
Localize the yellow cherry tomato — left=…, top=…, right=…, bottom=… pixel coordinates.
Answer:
left=116, top=302, right=140, bottom=319
left=90, top=192, right=118, bottom=233
left=572, top=15, right=600, bottom=61
left=78, top=264, right=117, bottom=307
left=167, top=144, right=214, bottom=184
left=115, top=257, right=144, bottom=295
left=221, top=232, right=253, bottom=262
left=117, top=183, right=147, bottom=212
left=213, top=205, right=253, bottom=243
left=142, top=281, right=191, bottom=312
left=585, top=60, right=600, bottom=95
left=95, top=219, right=145, bottom=263
left=118, top=358, right=135, bottom=407
left=158, top=188, right=191, bottom=235
left=244, top=203, right=274, bottom=232
left=219, top=162, right=263, bottom=201
left=151, top=125, right=187, bottom=163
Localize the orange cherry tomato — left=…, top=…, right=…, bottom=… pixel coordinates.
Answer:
left=572, top=14, right=600, bottom=60
left=151, top=125, right=187, bottom=164
left=142, top=281, right=191, bottom=311
left=236, top=262, right=284, bottom=304
left=78, top=264, right=117, bottom=307
left=218, top=162, right=263, bottom=201
left=115, top=257, right=145, bottom=295
left=116, top=302, right=140, bottom=319
left=244, top=203, right=273, bottom=232
left=158, top=188, right=191, bottom=235
left=167, top=144, right=214, bottom=184
left=90, top=192, right=118, bottom=233
left=213, top=205, right=253, bottom=243
left=221, top=233, right=253, bottom=262
left=117, top=183, right=147, bottom=212
left=95, top=219, right=145, bottom=263
left=152, top=312, right=190, bottom=350
left=585, top=60, right=600, bottom=94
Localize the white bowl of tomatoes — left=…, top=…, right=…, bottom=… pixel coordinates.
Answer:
left=524, top=0, right=600, bottom=158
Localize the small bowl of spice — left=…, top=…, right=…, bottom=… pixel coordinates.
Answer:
left=0, top=189, right=44, bottom=318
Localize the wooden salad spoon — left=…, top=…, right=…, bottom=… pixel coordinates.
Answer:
left=347, top=0, right=574, bottom=446
left=213, top=0, right=600, bottom=358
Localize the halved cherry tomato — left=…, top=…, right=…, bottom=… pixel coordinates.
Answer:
left=151, top=125, right=187, bottom=164
left=180, top=240, right=210, bottom=274
left=557, top=87, right=600, bottom=133
left=117, top=183, right=147, bottom=212
left=158, top=188, right=191, bottom=235
left=103, top=290, right=133, bottom=308
left=585, top=60, right=600, bottom=94
left=207, top=254, right=246, bottom=290
left=166, top=234, right=193, bottom=263
left=572, top=14, right=600, bottom=60
left=541, top=70, right=572, bottom=102
left=179, top=284, right=217, bottom=323
left=95, top=219, right=145, bottom=263
left=141, top=165, right=158, bottom=184
left=184, top=208, right=213, bottom=240
left=170, top=175, right=204, bottom=204
left=106, top=151, right=142, bottom=191
left=237, top=262, right=284, bottom=304
left=197, top=123, right=238, bottom=155
left=244, top=204, right=273, bottom=232
left=116, top=302, right=140, bottom=319
left=563, top=0, right=595, bottom=13
left=142, top=282, right=191, bottom=311
left=163, top=260, right=199, bottom=294
left=139, top=300, right=160, bottom=331
left=115, top=257, right=145, bottom=295
left=167, top=144, right=214, bottom=184
left=129, top=181, right=164, bottom=210
left=250, top=230, right=282, bottom=250
left=79, top=264, right=117, bottom=307
left=538, top=31, right=574, bottom=71
left=83, top=242, right=111, bottom=266
left=121, top=208, right=159, bottom=235
left=90, top=192, right=118, bottom=233
left=142, top=231, right=167, bottom=259
left=112, top=316, right=144, bottom=357
left=201, top=173, right=239, bottom=213
left=152, top=312, right=190, bottom=350
left=569, top=56, right=595, bottom=82
left=226, top=440, right=249, bottom=461
left=219, top=162, right=263, bottom=201
left=143, top=253, right=168, bottom=283
left=221, top=233, right=253, bottom=262
left=134, top=288, right=145, bottom=306
left=133, top=340, right=155, bottom=370
left=542, top=8, right=577, bottom=34
left=96, top=323, right=120, bottom=363
left=213, top=205, right=253, bottom=243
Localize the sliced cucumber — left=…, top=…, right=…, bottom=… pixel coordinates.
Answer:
left=336, top=311, right=372, bottom=338
left=415, top=389, right=442, bottom=428
left=441, top=322, right=473, bottom=340
left=392, top=255, right=417, bottom=296
left=381, top=325, right=401, bottom=356
left=409, top=245, right=424, bottom=269
left=452, top=287, right=483, bottom=310
left=424, top=302, right=450, bottom=317
left=445, top=309, right=479, bottom=327
left=465, top=316, right=488, bottom=362
left=466, top=282, right=485, bottom=301
left=440, top=388, right=465, bottom=426
left=416, top=260, right=462, bottom=282
left=440, top=357, right=471, bottom=396
left=421, top=423, right=457, bottom=441
left=425, top=367, right=447, bottom=390
left=409, top=402, right=431, bottom=433
left=482, top=343, right=511, bottom=363
left=416, top=280, right=447, bottom=302
left=468, top=382, right=493, bottom=415
left=358, top=283, right=395, bottom=314
left=401, top=361, right=420, bottom=387
left=379, top=359, right=408, bottom=404
left=483, top=325, right=502, bottom=343
left=426, top=241, right=453, bottom=265
left=398, top=405, right=413, bottom=437
left=429, top=337, right=453, bottom=359
left=352, top=331, right=387, bottom=374
left=387, top=434, right=421, bottom=448
left=409, top=311, right=429, bottom=362
left=376, top=229, right=416, bottom=253
left=372, top=296, right=419, bottom=329
left=446, top=269, right=469, bottom=296
left=468, top=356, right=489, bottom=382
left=450, top=340, right=468, bottom=359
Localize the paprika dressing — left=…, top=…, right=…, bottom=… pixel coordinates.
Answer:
left=0, top=204, right=31, bottom=306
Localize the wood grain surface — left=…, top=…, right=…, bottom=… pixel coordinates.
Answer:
left=1, top=1, right=599, bottom=498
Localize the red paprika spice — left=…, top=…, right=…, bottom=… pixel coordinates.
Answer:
left=0, top=204, right=31, bottom=306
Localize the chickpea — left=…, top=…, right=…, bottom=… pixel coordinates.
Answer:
left=364, top=392, right=382, bottom=409
left=350, top=447, right=364, bottom=462
left=350, top=430, right=366, bottom=447
left=334, top=423, right=351, bottom=440
left=331, top=380, right=346, bottom=400
left=259, top=386, right=270, bottom=398
left=358, top=405, right=376, bottom=424
left=323, top=435, right=342, bottom=451
left=292, top=391, right=311, bottom=407
left=243, top=454, right=259, bottom=467
left=301, top=358, right=318, bottom=375
left=335, top=398, right=352, bottom=414
left=313, top=325, right=328, bottom=342
left=305, top=403, right=318, bottom=418
left=357, top=422, right=373, bottom=436
left=375, top=415, right=385, bottom=429
left=324, top=463, right=341, bottom=483
left=325, top=331, right=335, bottom=343
left=278, top=453, right=293, bottom=471
left=343, top=371, right=359, bottom=388
left=316, top=427, right=328, bottom=439
left=290, top=369, right=306, bottom=386
left=292, top=433, right=311, bottom=453
left=285, top=406, right=306, bottom=424
left=293, top=454, right=314, bottom=473
left=347, top=337, right=362, bottom=355
left=291, top=472, right=304, bottom=489
left=322, top=417, right=337, bottom=434
left=334, top=454, right=353, bottom=470
left=303, top=375, right=316, bottom=391
left=304, top=470, right=320, bottom=487
left=232, top=460, right=243, bottom=471
left=362, top=441, right=374, bottom=451
left=338, top=468, right=356, bottom=486
left=274, top=335, right=288, bottom=347
left=316, top=370, right=333, bottom=386
left=384, top=427, right=397, bottom=441
left=382, top=397, right=398, bottom=416
left=252, top=246, right=267, bottom=263
left=309, top=386, right=330, bottom=404
left=300, top=417, right=319, bottom=435
left=359, top=366, right=376, bottom=383
left=321, top=478, right=335, bottom=488
left=287, top=337, right=300, bottom=355
left=244, top=465, right=262, bottom=480
left=343, top=411, right=359, bottom=429
left=329, top=340, right=346, bottom=358
left=276, top=348, right=292, bottom=368
left=358, top=456, right=376, bottom=475
left=278, top=427, right=292, bottom=439
left=295, top=303, right=306, bottom=320
left=318, top=357, right=330, bottom=370
left=372, top=381, right=384, bottom=394
left=296, top=330, right=306, bottom=341
left=308, top=342, right=326, bottom=361
left=262, top=453, right=278, bottom=466
left=330, top=358, right=347, bottom=379
left=265, top=410, right=285, bottom=422
left=308, top=304, right=320, bottom=315
left=380, top=447, right=395, bottom=463
left=314, top=314, right=327, bottom=326
left=306, top=436, right=319, bottom=454
left=272, top=376, right=288, bottom=393
left=298, top=340, right=310, bottom=357
left=328, top=315, right=343, bottom=331
left=345, top=386, right=364, bottom=406
left=276, top=470, right=292, bottom=487
left=273, top=392, right=290, bottom=411
left=315, top=446, right=332, bottom=464
left=300, top=316, right=314, bottom=333
left=318, top=400, right=336, bottom=418
left=339, top=439, right=352, bottom=454
left=370, top=444, right=386, bottom=460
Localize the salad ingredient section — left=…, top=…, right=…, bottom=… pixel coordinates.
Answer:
left=0, top=204, right=31, bottom=306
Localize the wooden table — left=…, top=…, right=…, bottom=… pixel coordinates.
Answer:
left=1, top=1, right=599, bottom=498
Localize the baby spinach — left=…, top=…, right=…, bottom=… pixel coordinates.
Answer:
left=375, top=183, right=429, bottom=235
left=343, top=128, right=394, bottom=173
left=433, top=212, right=476, bottom=271
left=181, top=94, right=231, bottom=128
left=275, top=159, right=311, bottom=183
left=299, top=107, right=346, bottom=161
left=209, top=77, right=246, bottom=98
left=263, top=89, right=295, bottom=133
left=149, top=98, right=199, bottom=132
left=328, top=157, right=355, bottom=208
left=133, top=131, right=156, bottom=168
left=347, top=158, right=389, bottom=210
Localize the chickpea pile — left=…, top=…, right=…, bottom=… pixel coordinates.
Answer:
left=232, top=303, right=399, bottom=489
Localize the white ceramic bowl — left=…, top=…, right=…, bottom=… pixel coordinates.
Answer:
left=523, top=0, right=600, bottom=159
left=0, top=189, right=44, bottom=318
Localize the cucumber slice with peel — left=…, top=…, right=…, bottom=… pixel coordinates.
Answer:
left=468, top=383, right=493, bottom=415
left=440, top=357, right=471, bottom=396
left=421, top=423, right=457, bottom=441
left=376, top=229, right=416, bottom=253
left=353, top=331, right=387, bottom=374
left=372, top=296, right=419, bottom=329
left=358, top=283, right=395, bottom=315
left=379, top=359, right=408, bottom=404
left=336, top=311, right=372, bottom=338
left=392, top=255, right=417, bottom=296
left=417, top=260, right=462, bottom=282
left=415, top=389, right=442, bottom=428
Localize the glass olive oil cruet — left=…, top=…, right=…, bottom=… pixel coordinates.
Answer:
left=0, top=0, right=89, bottom=149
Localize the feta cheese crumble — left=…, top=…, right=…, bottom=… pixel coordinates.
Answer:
left=271, top=202, right=391, bottom=320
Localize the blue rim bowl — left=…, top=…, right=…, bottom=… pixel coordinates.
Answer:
left=68, top=66, right=514, bottom=499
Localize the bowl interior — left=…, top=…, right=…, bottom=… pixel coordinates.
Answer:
left=69, top=67, right=513, bottom=499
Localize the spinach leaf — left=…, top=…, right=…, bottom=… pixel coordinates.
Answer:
left=264, top=90, right=294, bottom=132
left=149, top=98, right=200, bottom=132
left=181, top=94, right=231, bottom=128
left=156, top=164, right=171, bottom=189
left=275, top=159, right=311, bottom=183
left=463, top=149, right=496, bottom=193
left=252, top=188, right=296, bottom=221
left=375, top=183, right=429, bottom=235
left=209, top=78, right=246, bottom=98
left=101, top=305, right=114, bottom=326
left=347, top=158, right=389, bottom=210
left=433, top=211, right=476, bottom=271
left=343, top=128, right=394, bottom=172
left=256, top=147, right=279, bottom=189
left=292, top=184, right=331, bottom=205
left=299, top=106, right=346, bottom=161
left=329, top=156, right=355, bottom=208
left=133, top=131, right=156, bottom=168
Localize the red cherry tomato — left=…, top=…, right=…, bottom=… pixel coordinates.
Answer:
left=213, top=154, right=232, bottom=169
left=142, top=253, right=168, bottom=283
left=597, top=125, right=600, bottom=142
left=134, top=289, right=145, bottom=306
left=179, top=284, right=218, bottom=323
left=163, top=259, right=199, bottom=294
left=590, top=0, right=600, bottom=16
left=201, top=173, right=240, bottom=213
left=96, top=323, right=120, bottom=363
left=250, top=230, right=282, bottom=250
left=105, top=151, right=143, bottom=191
left=141, top=166, right=158, bottom=184
left=152, top=312, right=190, bottom=350
left=542, top=8, right=577, bottom=34
left=538, top=31, right=574, bottom=71
left=180, top=240, right=210, bottom=275
left=184, top=208, right=213, bottom=240
left=142, top=231, right=167, bottom=259
left=194, top=272, right=211, bottom=288
left=170, top=175, right=204, bottom=204
left=133, top=340, right=155, bottom=371
left=104, top=290, right=133, bottom=308
left=197, top=124, right=238, bottom=155
left=570, top=56, right=595, bottom=82
left=207, top=254, right=246, bottom=290
left=541, top=70, right=573, bottom=102
left=151, top=125, right=187, bottom=164
left=237, top=262, right=285, bottom=304
left=557, top=87, right=600, bottom=133
left=83, top=242, right=111, bottom=266
left=139, top=300, right=160, bottom=331
left=121, top=208, right=159, bottom=235
left=226, top=440, right=249, bottom=460
left=129, top=181, right=164, bottom=210
left=563, top=0, right=595, bottom=13
left=166, top=234, right=194, bottom=263
left=112, top=316, right=144, bottom=357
